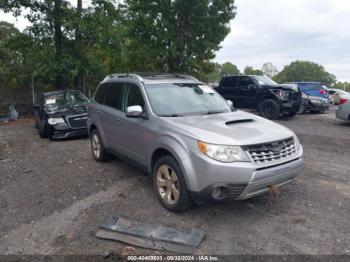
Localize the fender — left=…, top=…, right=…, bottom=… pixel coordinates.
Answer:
left=148, top=133, right=193, bottom=187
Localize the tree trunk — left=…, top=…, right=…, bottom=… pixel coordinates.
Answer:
left=74, top=0, right=83, bottom=90
left=53, top=0, right=64, bottom=89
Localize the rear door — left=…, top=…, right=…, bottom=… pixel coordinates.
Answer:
left=90, top=82, right=110, bottom=146
left=236, top=76, right=258, bottom=107
left=218, top=76, right=239, bottom=105
left=102, top=82, right=125, bottom=152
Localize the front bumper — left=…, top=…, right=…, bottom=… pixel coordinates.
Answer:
left=280, top=101, right=301, bottom=114
left=51, top=126, right=88, bottom=139
left=336, top=105, right=350, bottom=121
left=307, top=99, right=329, bottom=111
left=185, top=148, right=304, bottom=201
left=49, top=115, right=88, bottom=139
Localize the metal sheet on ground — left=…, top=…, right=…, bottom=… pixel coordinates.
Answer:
left=96, top=229, right=196, bottom=254
left=97, top=216, right=205, bottom=253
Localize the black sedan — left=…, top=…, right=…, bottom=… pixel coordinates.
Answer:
left=33, top=90, right=90, bottom=139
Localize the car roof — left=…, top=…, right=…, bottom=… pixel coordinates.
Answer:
left=289, top=82, right=322, bottom=84
left=102, top=73, right=201, bottom=85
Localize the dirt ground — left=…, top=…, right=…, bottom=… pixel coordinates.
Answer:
left=0, top=108, right=349, bottom=256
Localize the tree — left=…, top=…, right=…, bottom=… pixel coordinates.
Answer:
left=274, top=60, right=336, bottom=85
left=244, top=66, right=263, bottom=75
left=123, top=0, right=236, bottom=73
left=220, top=62, right=240, bottom=77
left=333, top=81, right=350, bottom=91
left=261, top=62, right=278, bottom=78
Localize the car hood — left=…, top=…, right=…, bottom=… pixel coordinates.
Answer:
left=44, top=105, right=88, bottom=117
left=262, top=84, right=299, bottom=92
left=163, top=110, right=295, bottom=146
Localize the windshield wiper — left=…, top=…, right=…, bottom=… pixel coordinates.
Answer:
left=203, top=110, right=226, bottom=115
left=159, top=114, right=184, bottom=117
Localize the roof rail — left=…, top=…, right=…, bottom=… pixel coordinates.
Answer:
left=104, top=73, right=144, bottom=82
left=103, top=73, right=199, bottom=82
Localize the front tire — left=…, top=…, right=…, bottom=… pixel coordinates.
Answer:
left=90, top=129, right=111, bottom=162
left=153, top=156, right=190, bottom=212
left=38, top=120, right=52, bottom=139
left=258, top=99, right=280, bottom=120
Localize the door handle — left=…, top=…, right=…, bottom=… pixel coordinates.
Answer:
left=115, top=117, right=122, bottom=124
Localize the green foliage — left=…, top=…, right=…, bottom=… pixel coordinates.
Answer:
left=220, top=62, right=240, bottom=76
left=123, top=0, right=236, bottom=73
left=333, top=81, right=350, bottom=92
left=0, top=0, right=236, bottom=95
left=274, top=60, right=336, bottom=86
left=244, top=66, right=263, bottom=75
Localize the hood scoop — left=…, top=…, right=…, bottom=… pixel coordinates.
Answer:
left=225, top=119, right=254, bottom=126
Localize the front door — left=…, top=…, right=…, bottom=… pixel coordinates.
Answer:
left=237, top=77, right=258, bottom=107
left=117, top=82, right=149, bottom=166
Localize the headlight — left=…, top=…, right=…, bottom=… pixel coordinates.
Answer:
left=197, top=141, right=249, bottom=163
left=272, top=90, right=289, bottom=100
left=48, top=117, right=65, bottom=125
left=293, top=134, right=302, bottom=152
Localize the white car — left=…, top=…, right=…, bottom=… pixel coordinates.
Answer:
left=335, top=92, right=350, bottom=121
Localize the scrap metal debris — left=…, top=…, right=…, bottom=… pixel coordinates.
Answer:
left=268, top=185, right=280, bottom=208
left=96, top=216, right=206, bottom=254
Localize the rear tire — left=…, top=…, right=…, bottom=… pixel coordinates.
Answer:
left=90, top=129, right=111, bottom=162
left=153, top=156, right=190, bottom=212
left=258, top=99, right=280, bottom=120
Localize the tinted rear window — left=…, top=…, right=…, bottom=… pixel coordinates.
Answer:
left=299, top=83, right=325, bottom=90
left=94, top=83, right=109, bottom=104
left=105, top=82, right=124, bottom=110
left=221, top=77, right=237, bottom=88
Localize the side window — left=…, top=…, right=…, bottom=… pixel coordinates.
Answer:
left=94, top=83, right=109, bottom=104
left=124, top=83, right=145, bottom=111
left=105, top=82, right=124, bottom=110
left=221, top=77, right=237, bottom=88
left=238, top=77, right=255, bottom=89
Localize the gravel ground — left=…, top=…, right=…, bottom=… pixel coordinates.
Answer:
left=0, top=108, right=349, bottom=256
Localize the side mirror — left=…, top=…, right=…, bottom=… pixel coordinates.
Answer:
left=247, top=84, right=255, bottom=90
left=226, top=100, right=234, bottom=108
left=126, top=105, right=144, bottom=118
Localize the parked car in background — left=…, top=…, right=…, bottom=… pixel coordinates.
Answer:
left=33, top=90, right=90, bottom=139
left=216, top=75, right=302, bottom=119
left=335, top=92, right=350, bottom=121
left=88, top=73, right=304, bottom=212
left=328, top=88, right=349, bottom=105
left=287, top=82, right=330, bottom=113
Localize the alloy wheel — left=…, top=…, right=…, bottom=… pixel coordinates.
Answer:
left=92, top=134, right=101, bottom=159
left=156, top=165, right=180, bottom=205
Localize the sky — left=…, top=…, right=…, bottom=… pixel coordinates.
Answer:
left=1, top=0, right=350, bottom=81
left=214, top=0, right=350, bottom=81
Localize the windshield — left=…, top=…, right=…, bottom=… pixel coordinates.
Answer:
left=44, top=92, right=90, bottom=107
left=144, top=83, right=232, bottom=116
left=252, top=75, right=278, bottom=86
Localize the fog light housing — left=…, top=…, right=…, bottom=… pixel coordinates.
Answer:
left=211, top=187, right=222, bottom=199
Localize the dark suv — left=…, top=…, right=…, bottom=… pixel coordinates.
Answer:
left=216, top=75, right=302, bottom=119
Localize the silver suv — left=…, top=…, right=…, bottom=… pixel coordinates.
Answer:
left=87, top=73, right=304, bottom=212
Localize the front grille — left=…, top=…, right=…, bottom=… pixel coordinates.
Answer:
left=67, top=115, right=87, bottom=129
left=227, top=184, right=247, bottom=199
left=244, top=137, right=297, bottom=164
